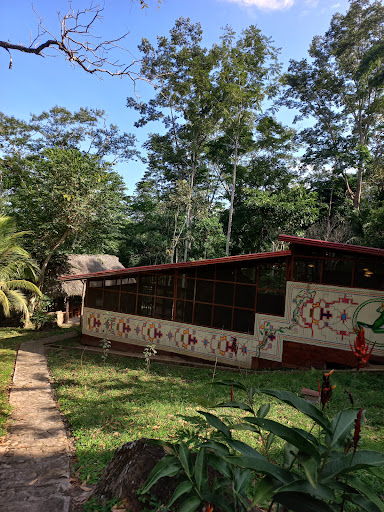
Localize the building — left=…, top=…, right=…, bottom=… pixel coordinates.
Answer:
left=58, top=236, right=384, bottom=369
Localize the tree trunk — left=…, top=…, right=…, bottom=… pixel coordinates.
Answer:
left=37, top=227, right=71, bottom=289
left=226, top=119, right=241, bottom=257
left=184, top=156, right=196, bottom=262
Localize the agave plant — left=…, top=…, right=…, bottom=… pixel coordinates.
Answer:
left=0, top=216, right=41, bottom=320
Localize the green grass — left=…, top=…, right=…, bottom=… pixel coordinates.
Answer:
left=0, top=326, right=79, bottom=437
left=47, top=347, right=384, bottom=487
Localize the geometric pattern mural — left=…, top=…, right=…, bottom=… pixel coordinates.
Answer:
left=83, top=281, right=384, bottom=367
left=255, top=281, right=384, bottom=361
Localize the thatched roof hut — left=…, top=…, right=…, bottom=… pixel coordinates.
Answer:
left=59, top=254, right=124, bottom=297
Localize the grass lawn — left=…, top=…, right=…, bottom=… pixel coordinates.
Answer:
left=0, top=326, right=79, bottom=437
left=48, top=346, right=384, bottom=489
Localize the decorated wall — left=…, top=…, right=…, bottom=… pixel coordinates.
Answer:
left=83, top=281, right=384, bottom=367
left=256, top=281, right=384, bottom=362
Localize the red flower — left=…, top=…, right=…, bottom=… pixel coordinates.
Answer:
left=353, top=409, right=364, bottom=452
left=350, top=327, right=376, bottom=369
left=321, top=370, right=336, bottom=410
left=207, top=504, right=214, bottom=512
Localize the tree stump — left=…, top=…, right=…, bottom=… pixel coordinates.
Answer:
left=91, top=438, right=176, bottom=511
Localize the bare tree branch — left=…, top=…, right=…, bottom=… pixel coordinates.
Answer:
left=0, top=2, right=161, bottom=85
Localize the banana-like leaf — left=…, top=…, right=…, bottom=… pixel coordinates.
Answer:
left=168, top=481, right=194, bottom=507
left=261, top=389, right=331, bottom=433
left=225, top=438, right=265, bottom=458
left=199, top=440, right=230, bottom=456
left=321, top=451, right=384, bottom=482
left=251, top=477, right=277, bottom=504
left=267, top=432, right=275, bottom=451
left=195, top=447, right=207, bottom=492
left=208, top=452, right=233, bottom=479
left=244, top=417, right=321, bottom=463
left=344, top=475, right=384, bottom=511
left=179, top=442, right=194, bottom=477
left=325, top=408, right=363, bottom=449
left=345, top=493, right=383, bottom=512
left=224, top=455, right=295, bottom=485
left=198, top=410, right=231, bottom=438
left=215, top=401, right=254, bottom=413
left=274, top=480, right=335, bottom=500
left=178, top=495, right=201, bottom=512
left=300, top=455, right=318, bottom=488
left=233, top=468, right=251, bottom=494
left=140, top=455, right=181, bottom=494
left=257, top=403, right=270, bottom=418
left=274, top=491, right=335, bottom=512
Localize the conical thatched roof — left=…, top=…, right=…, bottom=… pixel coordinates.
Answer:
left=59, top=254, right=124, bottom=297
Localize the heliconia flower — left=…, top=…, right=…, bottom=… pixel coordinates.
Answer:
left=231, top=382, right=234, bottom=402
left=353, top=409, right=364, bottom=452
left=206, top=504, right=214, bottom=512
left=350, top=327, right=376, bottom=369
left=321, top=370, right=336, bottom=410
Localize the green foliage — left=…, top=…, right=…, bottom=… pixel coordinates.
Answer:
left=0, top=216, right=41, bottom=320
left=143, top=383, right=384, bottom=511
left=99, top=338, right=112, bottom=364
left=31, top=295, right=54, bottom=330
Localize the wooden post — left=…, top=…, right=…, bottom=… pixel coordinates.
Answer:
left=80, top=280, right=86, bottom=329
left=66, top=298, right=70, bottom=324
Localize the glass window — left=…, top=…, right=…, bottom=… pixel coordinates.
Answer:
left=293, top=258, right=321, bottom=284
left=175, top=300, right=193, bottom=324
left=214, top=282, right=234, bottom=306
left=237, top=262, right=257, bottom=284
left=138, top=274, right=156, bottom=295
left=103, top=290, right=119, bottom=312
left=235, top=284, right=256, bottom=309
left=193, top=302, right=212, bottom=327
left=322, top=259, right=353, bottom=287
left=86, top=288, right=103, bottom=308
left=354, top=262, right=384, bottom=290
left=156, top=274, right=174, bottom=298
left=212, top=306, right=232, bottom=330
left=233, top=309, right=255, bottom=334
left=155, top=298, right=173, bottom=320
left=89, top=279, right=103, bottom=288
left=216, top=263, right=236, bottom=282
left=256, top=291, right=285, bottom=316
left=104, top=278, right=120, bottom=290
left=196, top=265, right=215, bottom=280
left=121, top=275, right=137, bottom=293
left=120, top=293, right=136, bottom=315
left=137, top=295, right=154, bottom=317
left=195, top=280, right=214, bottom=303
left=177, top=277, right=195, bottom=300
left=258, top=264, right=286, bottom=290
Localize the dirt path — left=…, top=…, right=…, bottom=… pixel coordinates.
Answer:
left=0, top=332, right=76, bottom=511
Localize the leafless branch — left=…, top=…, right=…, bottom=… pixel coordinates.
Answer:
left=0, top=2, right=160, bottom=86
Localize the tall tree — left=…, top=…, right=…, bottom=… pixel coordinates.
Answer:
left=284, top=0, right=384, bottom=211
left=1, top=107, right=136, bottom=289
left=211, top=26, right=281, bottom=255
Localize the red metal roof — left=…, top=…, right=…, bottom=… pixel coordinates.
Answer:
left=58, top=250, right=291, bottom=281
left=278, top=234, right=384, bottom=258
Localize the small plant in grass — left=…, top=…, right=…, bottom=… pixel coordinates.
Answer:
left=141, top=373, right=384, bottom=512
left=143, top=342, right=157, bottom=373
left=100, top=337, right=111, bottom=364
left=31, top=295, right=55, bottom=330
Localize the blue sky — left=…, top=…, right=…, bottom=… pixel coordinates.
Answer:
left=1, top=0, right=350, bottom=193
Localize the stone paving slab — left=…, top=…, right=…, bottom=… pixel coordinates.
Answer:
left=0, top=332, right=77, bottom=511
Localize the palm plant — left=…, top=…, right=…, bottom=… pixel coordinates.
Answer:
left=0, top=216, right=41, bottom=321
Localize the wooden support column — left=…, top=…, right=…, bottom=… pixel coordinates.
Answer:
left=66, top=298, right=70, bottom=324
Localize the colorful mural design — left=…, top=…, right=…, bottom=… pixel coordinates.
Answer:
left=83, top=308, right=278, bottom=368
left=83, top=282, right=384, bottom=366
left=256, top=282, right=384, bottom=361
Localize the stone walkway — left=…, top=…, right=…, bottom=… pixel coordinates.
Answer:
left=0, top=332, right=77, bottom=512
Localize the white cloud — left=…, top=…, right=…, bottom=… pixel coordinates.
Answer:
left=223, top=0, right=294, bottom=11
left=305, top=0, right=319, bottom=7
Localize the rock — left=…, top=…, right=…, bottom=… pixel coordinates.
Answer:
left=91, top=438, right=177, bottom=511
